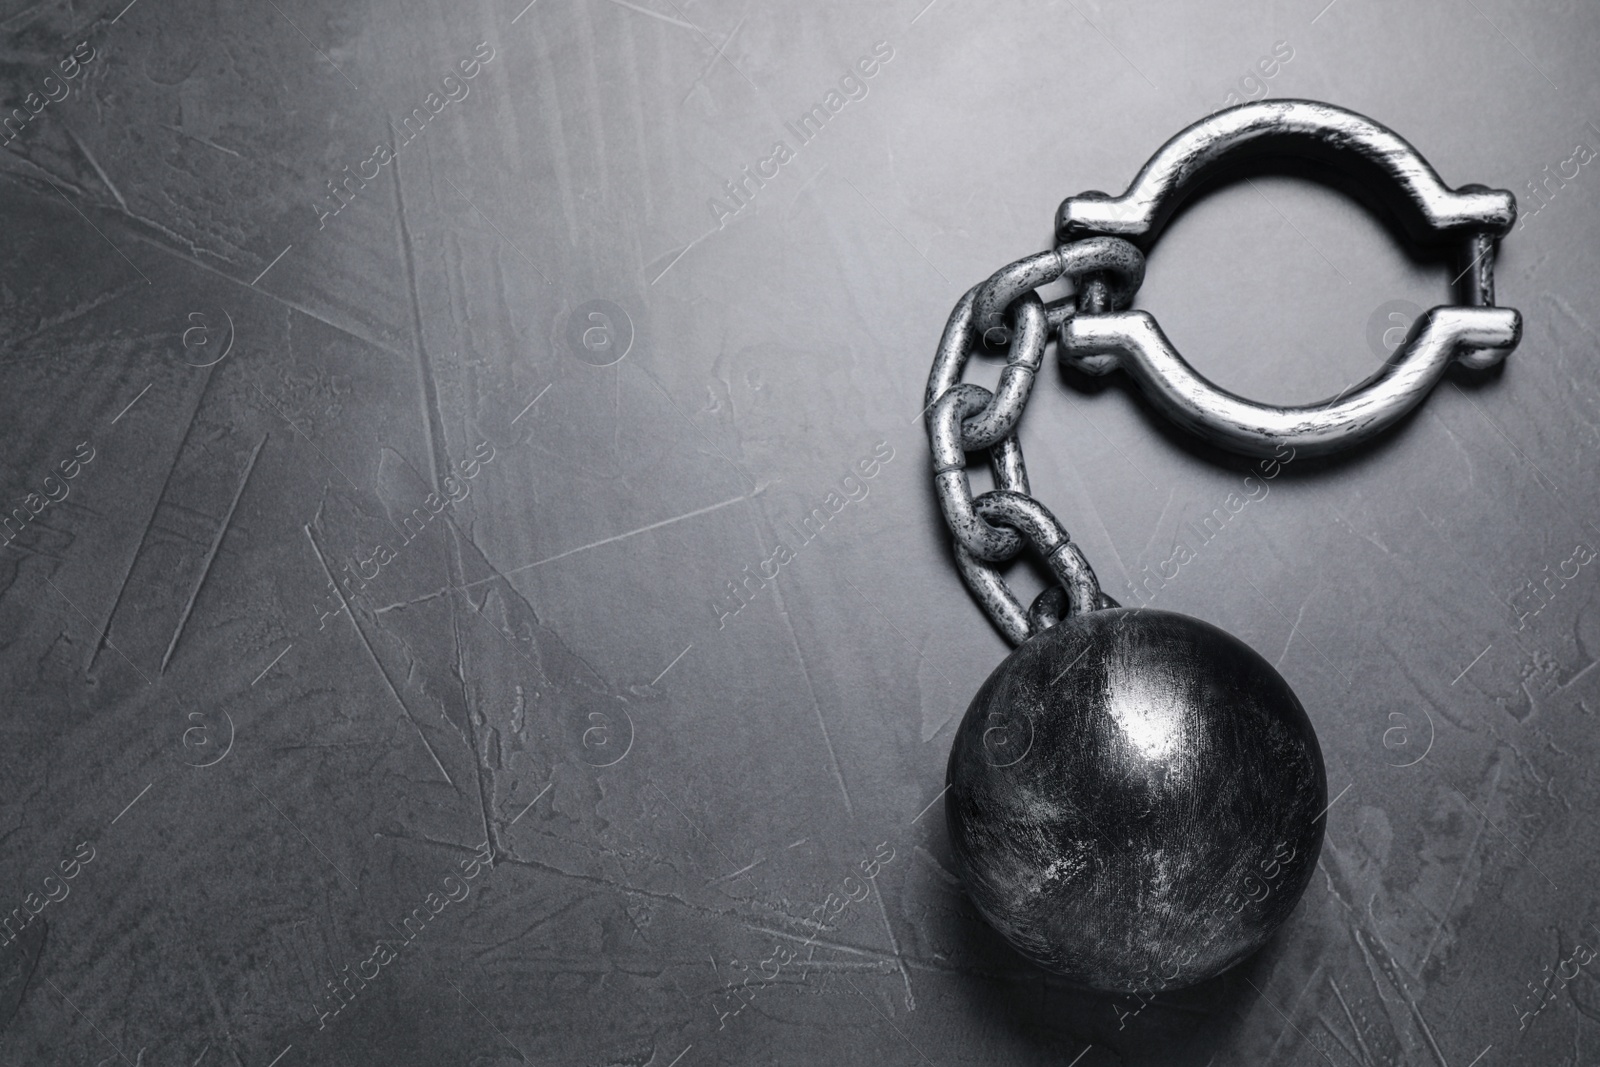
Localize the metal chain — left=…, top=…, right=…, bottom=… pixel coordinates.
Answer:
left=925, top=236, right=1146, bottom=645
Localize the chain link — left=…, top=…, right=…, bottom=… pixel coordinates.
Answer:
left=973, top=236, right=1146, bottom=345
left=926, top=235, right=1145, bottom=644
left=931, top=386, right=1024, bottom=562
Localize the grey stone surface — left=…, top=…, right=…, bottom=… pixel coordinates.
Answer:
left=0, top=0, right=1595, bottom=1063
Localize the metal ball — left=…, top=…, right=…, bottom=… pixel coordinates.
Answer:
left=946, top=607, right=1326, bottom=994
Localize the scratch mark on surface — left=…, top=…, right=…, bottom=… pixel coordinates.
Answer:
left=392, top=152, right=513, bottom=834
left=1448, top=379, right=1565, bottom=500
left=0, top=534, right=66, bottom=563
left=160, top=123, right=241, bottom=158
left=1063, top=459, right=1131, bottom=589
left=303, top=523, right=456, bottom=788
left=371, top=831, right=482, bottom=854
left=440, top=174, right=551, bottom=284
left=62, top=125, right=128, bottom=211
left=869, top=874, right=915, bottom=1009
left=0, top=0, right=54, bottom=30
left=1450, top=766, right=1557, bottom=888
left=393, top=839, right=993, bottom=973
left=110, top=782, right=152, bottom=824
left=638, top=365, right=755, bottom=492
left=1241, top=975, right=1336, bottom=1066
left=92, top=367, right=222, bottom=671
left=1262, top=965, right=1326, bottom=1065
left=254, top=385, right=361, bottom=492
left=1327, top=975, right=1374, bottom=1067
left=495, top=852, right=800, bottom=933
left=706, top=856, right=765, bottom=886
left=844, top=976, right=936, bottom=1064
left=766, top=575, right=853, bottom=817
left=49, top=572, right=152, bottom=685
left=648, top=224, right=719, bottom=286
left=108, top=203, right=412, bottom=358
left=1138, top=488, right=1178, bottom=576
left=1313, top=783, right=1352, bottom=823
left=451, top=583, right=555, bottom=687
left=251, top=643, right=293, bottom=686
left=6, top=160, right=227, bottom=268
left=843, top=575, right=957, bottom=691
left=473, top=896, right=584, bottom=958
left=1406, top=987, right=1451, bottom=1067
left=648, top=782, right=738, bottom=870
left=603, top=0, right=696, bottom=30
left=373, top=589, right=451, bottom=614
left=1419, top=781, right=1491, bottom=971
left=509, top=781, right=553, bottom=825
left=0, top=281, right=144, bottom=362
left=1276, top=589, right=1313, bottom=668
left=510, top=382, right=552, bottom=425
left=1451, top=643, right=1492, bottom=686
left=250, top=243, right=293, bottom=287
left=42, top=174, right=151, bottom=283
left=111, top=383, right=152, bottom=424
left=911, top=784, right=950, bottom=825
left=785, top=162, right=829, bottom=212
left=463, top=487, right=764, bottom=585
left=913, top=845, right=961, bottom=889
left=1066, top=394, right=1161, bottom=490
left=676, top=12, right=732, bottom=105
left=448, top=592, right=499, bottom=862
left=1243, top=574, right=1352, bottom=687
left=649, top=643, right=693, bottom=687
left=1315, top=1017, right=1365, bottom=1067
left=160, top=434, right=267, bottom=673
left=0, top=155, right=89, bottom=203
left=1353, top=924, right=1450, bottom=1067
left=250, top=779, right=359, bottom=892
left=1421, top=410, right=1478, bottom=492
left=42, top=977, right=132, bottom=1065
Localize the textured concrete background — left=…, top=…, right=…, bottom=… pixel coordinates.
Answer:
left=0, top=0, right=1596, bottom=1063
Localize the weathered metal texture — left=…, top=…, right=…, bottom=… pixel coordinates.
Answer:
left=973, top=238, right=1146, bottom=346
left=946, top=609, right=1327, bottom=994
left=1055, top=100, right=1517, bottom=244
left=1056, top=100, right=1522, bottom=458
left=926, top=239, right=1137, bottom=640
left=1061, top=304, right=1521, bottom=457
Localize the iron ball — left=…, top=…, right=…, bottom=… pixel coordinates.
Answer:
left=946, top=607, right=1326, bottom=994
